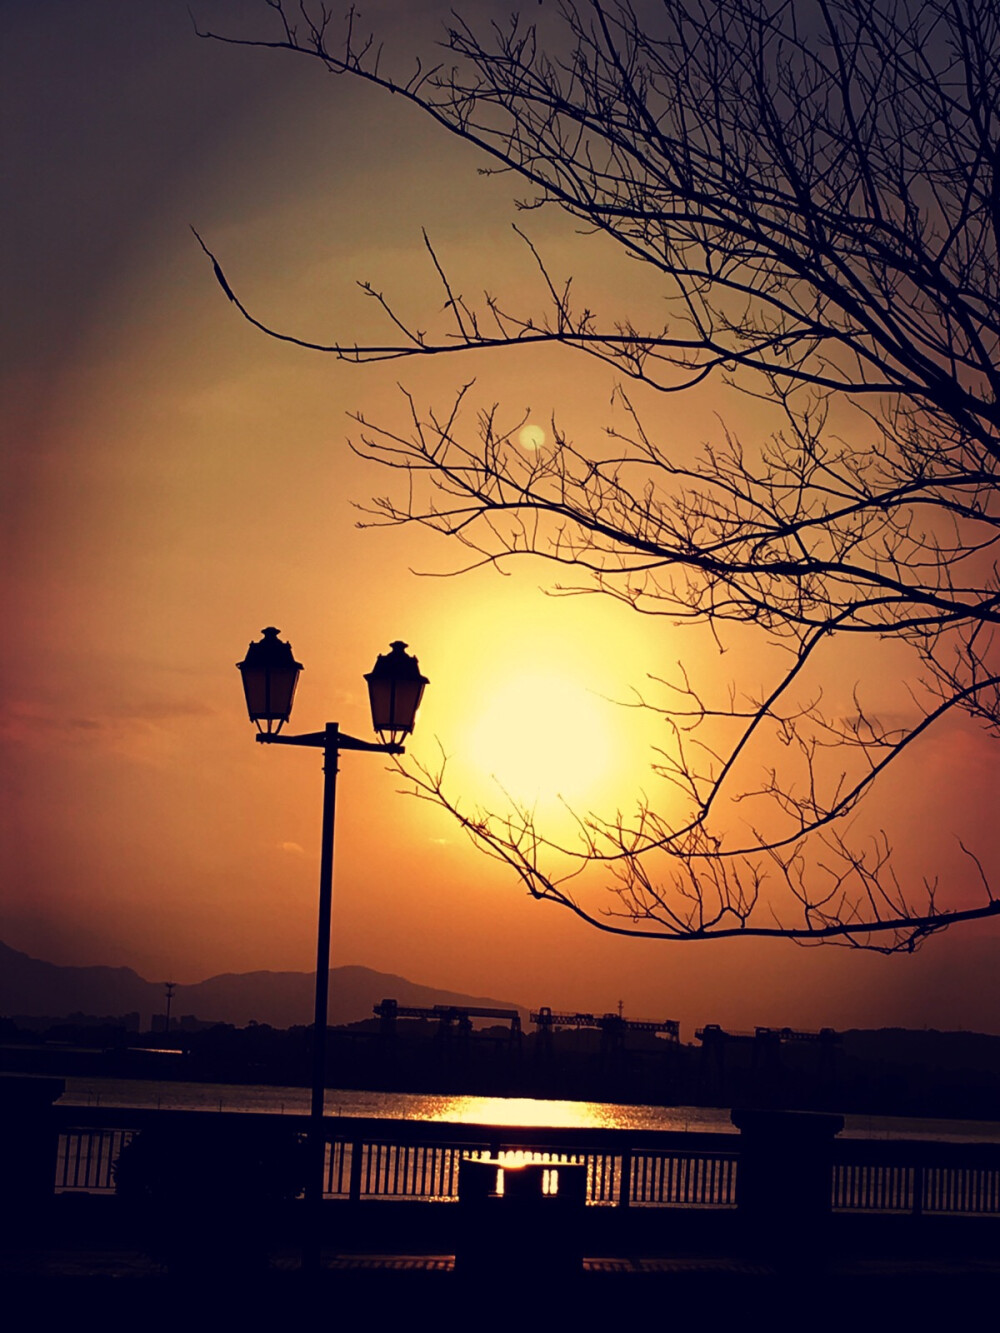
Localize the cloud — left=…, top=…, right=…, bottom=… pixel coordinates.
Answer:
left=0, top=695, right=213, bottom=742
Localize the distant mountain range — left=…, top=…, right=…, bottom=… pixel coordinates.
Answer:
left=0, top=940, right=526, bottom=1030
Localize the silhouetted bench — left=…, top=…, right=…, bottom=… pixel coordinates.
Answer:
left=455, top=1156, right=587, bottom=1274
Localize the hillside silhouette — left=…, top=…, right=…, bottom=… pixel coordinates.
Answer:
left=0, top=940, right=525, bottom=1029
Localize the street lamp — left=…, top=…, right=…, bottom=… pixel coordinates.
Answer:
left=237, top=627, right=427, bottom=1247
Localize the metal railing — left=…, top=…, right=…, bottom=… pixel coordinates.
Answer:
left=831, top=1139, right=1000, bottom=1216
left=47, top=1105, right=1000, bottom=1218
left=57, top=1126, right=136, bottom=1193
left=324, top=1139, right=485, bottom=1201
left=628, top=1148, right=738, bottom=1207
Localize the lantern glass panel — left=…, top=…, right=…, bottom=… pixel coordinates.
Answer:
left=365, top=641, right=428, bottom=742
left=237, top=627, right=303, bottom=733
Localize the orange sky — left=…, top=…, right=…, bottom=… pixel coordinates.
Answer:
left=3, top=0, right=999, bottom=1038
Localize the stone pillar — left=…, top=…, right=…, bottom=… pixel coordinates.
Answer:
left=0, top=1074, right=65, bottom=1231
left=732, top=1108, right=843, bottom=1255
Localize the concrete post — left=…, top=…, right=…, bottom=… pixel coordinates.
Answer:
left=731, top=1108, right=843, bottom=1255
left=0, top=1074, right=65, bottom=1231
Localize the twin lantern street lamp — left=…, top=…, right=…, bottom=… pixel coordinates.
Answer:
left=237, top=627, right=428, bottom=1222
left=237, top=625, right=428, bottom=746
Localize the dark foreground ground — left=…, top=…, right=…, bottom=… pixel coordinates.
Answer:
left=4, top=1199, right=999, bottom=1331
left=6, top=1252, right=1000, bottom=1333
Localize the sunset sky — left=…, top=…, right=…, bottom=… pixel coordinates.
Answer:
left=3, top=0, right=999, bottom=1039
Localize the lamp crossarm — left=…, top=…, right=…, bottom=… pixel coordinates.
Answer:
left=256, top=728, right=404, bottom=755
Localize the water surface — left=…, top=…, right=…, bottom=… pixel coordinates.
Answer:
left=58, top=1078, right=1000, bottom=1142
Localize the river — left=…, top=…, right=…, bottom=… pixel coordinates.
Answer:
left=58, top=1076, right=1000, bottom=1142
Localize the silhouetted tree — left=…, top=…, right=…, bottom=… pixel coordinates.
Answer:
left=199, top=1, right=1000, bottom=950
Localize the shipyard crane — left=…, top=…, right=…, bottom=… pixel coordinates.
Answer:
left=531, top=1007, right=680, bottom=1043
left=694, top=1024, right=840, bottom=1044
left=373, top=999, right=522, bottom=1039
left=694, top=1023, right=841, bottom=1089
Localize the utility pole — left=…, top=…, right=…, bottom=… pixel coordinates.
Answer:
left=163, top=981, right=176, bottom=1035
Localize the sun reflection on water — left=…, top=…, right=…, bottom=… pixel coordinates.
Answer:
left=426, top=1094, right=616, bottom=1128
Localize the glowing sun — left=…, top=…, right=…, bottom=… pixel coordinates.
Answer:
left=461, top=668, right=615, bottom=806
left=517, top=423, right=546, bottom=450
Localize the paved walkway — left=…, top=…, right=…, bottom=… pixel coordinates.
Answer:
left=6, top=1204, right=1000, bottom=1333
left=5, top=1237, right=1000, bottom=1278
left=5, top=1240, right=1000, bottom=1333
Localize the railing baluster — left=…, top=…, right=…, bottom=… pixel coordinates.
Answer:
left=349, top=1138, right=364, bottom=1201
left=70, top=1129, right=82, bottom=1188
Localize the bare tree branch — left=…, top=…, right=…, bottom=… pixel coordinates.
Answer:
left=197, top=0, right=1000, bottom=948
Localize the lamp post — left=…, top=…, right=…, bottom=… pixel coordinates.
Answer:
left=237, top=628, right=428, bottom=1251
